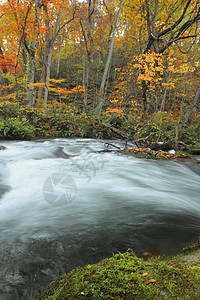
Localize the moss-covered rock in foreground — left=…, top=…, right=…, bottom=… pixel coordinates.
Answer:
left=39, top=245, right=200, bottom=300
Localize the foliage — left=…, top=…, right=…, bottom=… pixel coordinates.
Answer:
left=0, top=100, right=199, bottom=144
left=0, top=117, right=35, bottom=139
left=0, top=0, right=199, bottom=141
left=179, top=124, right=200, bottom=144
left=135, top=111, right=179, bottom=142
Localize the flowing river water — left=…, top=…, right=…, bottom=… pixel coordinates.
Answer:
left=0, top=138, right=200, bottom=299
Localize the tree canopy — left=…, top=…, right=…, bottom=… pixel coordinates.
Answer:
left=0, top=0, right=199, bottom=141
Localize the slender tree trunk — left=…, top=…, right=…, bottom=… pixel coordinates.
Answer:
left=56, top=35, right=63, bottom=77
left=44, top=50, right=53, bottom=108
left=26, top=41, right=37, bottom=107
left=141, top=0, right=159, bottom=118
left=25, top=1, right=41, bottom=107
left=37, top=3, right=51, bottom=104
left=37, top=49, right=48, bottom=104
left=37, top=4, right=75, bottom=108
left=82, top=56, right=89, bottom=113
left=79, top=1, right=95, bottom=112
left=160, top=69, right=173, bottom=111
left=0, top=69, right=5, bottom=87
left=0, top=46, right=9, bottom=86
left=142, top=80, right=148, bottom=118
left=182, top=84, right=200, bottom=127
left=97, top=0, right=124, bottom=116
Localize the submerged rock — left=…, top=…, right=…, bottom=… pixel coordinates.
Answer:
left=0, top=145, right=7, bottom=151
left=183, top=161, right=200, bottom=176
left=51, top=147, right=76, bottom=159
left=0, top=184, right=10, bottom=198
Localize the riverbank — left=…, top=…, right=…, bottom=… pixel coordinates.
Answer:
left=0, top=102, right=199, bottom=145
left=39, top=239, right=200, bottom=299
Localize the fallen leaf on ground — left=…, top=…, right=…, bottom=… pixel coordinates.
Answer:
left=145, top=279, right=156, bottom=285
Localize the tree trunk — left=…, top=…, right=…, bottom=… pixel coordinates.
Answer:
left=142, top=80, right=148, bottom=118
left=97, top=0, right=124, bottom=116
left=37, top=49, right=48, bottom=104
left=0, top=46, right=9, bottom=86
left=82, top=56, right=89, bottom=113
left=160, top=69, right=173, bottom=111
left=56, top=35, right=63, bottom=77
left=25, top=1, right=41, bottom=107
left=37, top=4, right=75, bottom=108
left=182, top=84, right=200, bottom=127
left=26, top=41, right=37, bottom=107
left=44, top=50, right=53, bottom=108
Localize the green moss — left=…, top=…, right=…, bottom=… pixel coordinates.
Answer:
left=182, top=237, right=200, bottom=253
left=39, top=248, right=200, bottom=300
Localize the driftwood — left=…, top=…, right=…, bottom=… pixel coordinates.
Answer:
left=104, top=142, right=121, bottom=150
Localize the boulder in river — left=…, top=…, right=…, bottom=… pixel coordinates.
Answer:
left=0, top=145, right=7, bottom=151
left=51, top=147, right=76, bottom=159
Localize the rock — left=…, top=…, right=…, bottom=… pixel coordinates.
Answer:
left=182, top=161, right=200, bottom=176
left=51, top=147, right=75, bottom=159
left=168, top=149, right=175, bottom=154
left=0, top=184, right=10, bottom=198
left=39, top=243, right=200, bottom=300
left=0, top=145, right=7, bottom=151
left=150, top=142, right=174, bottom=151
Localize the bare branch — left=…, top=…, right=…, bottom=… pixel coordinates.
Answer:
left=57, top=7, right=77, bottom=34
left=159, top=8, right=200, bottom=53
left=0, top=13, right=6, bottom=19
left=158, top=0, right=192, bottom=38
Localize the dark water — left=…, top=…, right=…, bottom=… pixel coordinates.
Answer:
left=0, top=139, right=199, bottom=299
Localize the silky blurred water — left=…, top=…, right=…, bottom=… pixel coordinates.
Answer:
left=0, top=138, right=199, bottom=299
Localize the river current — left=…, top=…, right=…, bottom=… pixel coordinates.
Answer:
left=0, top=138, right=199, bottom=299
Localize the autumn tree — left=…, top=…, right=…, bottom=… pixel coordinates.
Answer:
left=141, top=0, right=200, bottom=116
left=120, top=0, right=200, bottom=117
left=0, top=0, right=36, bottom=105
left=36, top=0, right=76, bottom=107
left=97, top=0, right=124, bottom=116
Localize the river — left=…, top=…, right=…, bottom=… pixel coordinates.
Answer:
left=0, top=138, right=199, bottom=299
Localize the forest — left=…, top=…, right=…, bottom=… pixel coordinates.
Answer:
left=0, top=0, right=199, bottom=144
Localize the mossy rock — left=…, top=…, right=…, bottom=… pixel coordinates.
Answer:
left=39, top=247, right=200, bottom=299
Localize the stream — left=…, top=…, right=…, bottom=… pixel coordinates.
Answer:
left=0, top=138, right=200, bottom=299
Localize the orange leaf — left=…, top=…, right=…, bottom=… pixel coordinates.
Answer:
left=145, top=279, right=156, bottom=285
